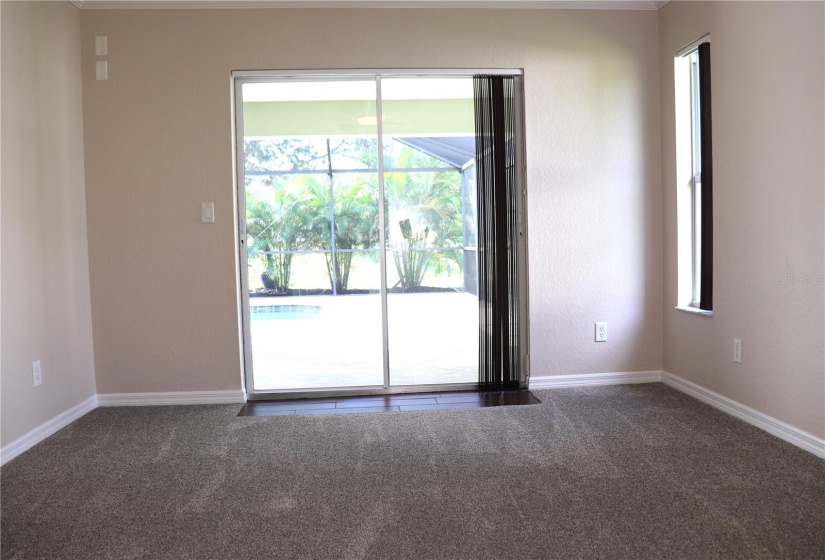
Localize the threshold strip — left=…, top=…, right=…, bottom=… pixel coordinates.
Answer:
left=238, top=390, right=540, bottom=417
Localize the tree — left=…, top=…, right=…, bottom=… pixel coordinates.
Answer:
left=244, top=138, right=376, bottom=174
left=245, top=138, right=374, bottom=292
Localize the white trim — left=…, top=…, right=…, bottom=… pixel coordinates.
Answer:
left=676, top=33, right=711, bottom=58
left=234, top=76, right=256, bottom=397
left=3, top=376, right=822, bottom=465
left=0, top=396, right=98, bottom=466
left=233, top=69, right=523, bottom=79
left=662, top=371, right=825, bottom=459
left=73, top=1, right=667, bottom=11
left=529, top=370, right=663, bottom=388
left=675, top=305, right=713, bottom=317
left=375, top=76, right=392, bottom=390
left=97, top=390, right=246, bottom=406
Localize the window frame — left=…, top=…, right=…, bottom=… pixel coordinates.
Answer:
left=675, top=35, right=713, bottom=315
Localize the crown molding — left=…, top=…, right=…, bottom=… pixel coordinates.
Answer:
left=71, top=0, right=668, bottom=10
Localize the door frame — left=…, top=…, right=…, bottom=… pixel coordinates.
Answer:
left=232, top=69, right=528, bottom=401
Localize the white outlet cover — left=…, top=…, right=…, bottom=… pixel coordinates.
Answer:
left=32, top=360, right=42, bottom=387
left=733, top=339, right=743, bottom=364
left=95, top=36, right=108, bottom=56
left=595, top=322, right=607, bottom=342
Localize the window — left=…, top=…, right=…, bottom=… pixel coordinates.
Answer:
left=675, top=36, right=713, bottom=313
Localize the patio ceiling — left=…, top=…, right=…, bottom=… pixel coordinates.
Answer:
left=242, top=98, right=475, bottom=137
left=396, top=137, right=475, bottom=168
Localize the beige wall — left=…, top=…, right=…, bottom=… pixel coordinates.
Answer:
left=659, top=1, right=825, bottom=437
left=2, top=1, right=820, bottom=444
left=1, top=0, right=97, bottom=447
left=79, top=8, right=663, bottom=393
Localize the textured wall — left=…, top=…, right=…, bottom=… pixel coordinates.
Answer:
left=79, top=8, right=663, bottom=394
left=659, top=1, right=825, bottom=437
left=1, top=0, right=97, bottom=446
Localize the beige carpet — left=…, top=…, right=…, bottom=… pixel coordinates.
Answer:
left=2, top=384, right=823, bottom=559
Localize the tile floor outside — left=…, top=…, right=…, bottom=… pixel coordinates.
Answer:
left=249, top=291, right=478, bottom=391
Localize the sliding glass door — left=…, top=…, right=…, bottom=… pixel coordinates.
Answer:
left=234, top=71, right=522, bottom=398
left=380, top=77, right=479, bottom=386
left=239, top=78, right=385, bottom=392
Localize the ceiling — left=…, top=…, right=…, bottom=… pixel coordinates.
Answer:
left=71, top=0, right=668, bottom=10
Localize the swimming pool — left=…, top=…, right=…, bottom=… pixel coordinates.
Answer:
left=250, top=305, right=322, bottom=321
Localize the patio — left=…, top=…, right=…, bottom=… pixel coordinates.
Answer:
left=249, top=291, right=478, bottom=391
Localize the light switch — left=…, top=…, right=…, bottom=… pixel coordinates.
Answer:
left=95, top=36, right=108, bottom=56
left=96, top=61, right=108, bottom=81
left=201, top=202, right=215, bottom=224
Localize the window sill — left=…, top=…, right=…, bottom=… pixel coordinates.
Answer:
left=675, top=305, right=713, bottom=317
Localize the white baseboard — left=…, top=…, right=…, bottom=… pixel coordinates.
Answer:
left=97, top=390, right=245, bottom=406
left=0, top=395, right=98, bottom=467
left=5, top=376, right=821, bottom=465
left=662, top=371, right=825, bottom=459
left=529, top=370, right=663, bottom=388
left=2, top=390, right=243, bottom=465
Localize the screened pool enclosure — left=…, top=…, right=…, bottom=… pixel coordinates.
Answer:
left=244, top=136, right=478, bottom=296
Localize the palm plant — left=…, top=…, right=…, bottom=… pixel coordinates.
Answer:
left=392, top=219, right=431, bottom=289
left=245, top=138, right=463, bottom=293
left=245, top=178, right=314, bottom=290
left=384, top=148, right=463, bottom=289
left=302, top=175, right=379, bottom=291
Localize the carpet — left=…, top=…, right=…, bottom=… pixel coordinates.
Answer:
left=2, top=384, right=823, bottom=559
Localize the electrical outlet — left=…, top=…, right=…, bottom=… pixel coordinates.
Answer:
left=32, top=360, right=42, bottom=387
left=595, top=322, right=607, bottom=342
left=733, top=339, right=743, bottom=364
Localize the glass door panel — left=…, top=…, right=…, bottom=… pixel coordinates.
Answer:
left=380, top=77, right=479, bottom=386
left=241, top=79, right=384, bottom=391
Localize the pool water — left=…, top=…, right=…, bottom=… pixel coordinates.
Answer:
left=250, top=305, right=322, bottom=321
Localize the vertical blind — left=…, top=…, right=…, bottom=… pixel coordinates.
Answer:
left=473, top=75, right=521, bottom=390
